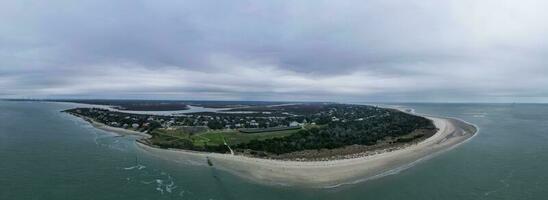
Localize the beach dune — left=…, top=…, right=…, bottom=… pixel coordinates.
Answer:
left=137, top=116, right=477, bottom=188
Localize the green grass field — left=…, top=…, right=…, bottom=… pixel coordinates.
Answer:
left=151, top=127, right=301, bottom=148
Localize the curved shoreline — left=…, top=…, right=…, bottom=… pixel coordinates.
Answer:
left=68, top=112, right=153, bottom=138
left=135, top=115, right=477, bottom=188
left=90, top=120, right=152, bottom=139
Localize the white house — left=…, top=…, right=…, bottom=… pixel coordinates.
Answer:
left=289, top=121, right=301, bottom=127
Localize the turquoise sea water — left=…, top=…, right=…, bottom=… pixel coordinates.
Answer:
left=1, top=101, right=548, bottom=199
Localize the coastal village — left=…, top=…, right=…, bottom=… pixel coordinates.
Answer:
left=67, top=103, right=385, bottom=133
left=70, top=108, right=308, bottom=132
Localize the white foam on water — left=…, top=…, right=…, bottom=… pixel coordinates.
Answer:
left=134, top=169, right=180, bottom=196
left=123, top=164, right=146, bottom=170
left=155, top=187, right=164, bottom=195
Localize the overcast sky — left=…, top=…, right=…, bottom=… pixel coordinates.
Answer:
left=1, top=0, right=548, bottom=102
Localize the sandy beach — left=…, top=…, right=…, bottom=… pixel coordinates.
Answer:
left=69, top=112, right=152, bottom=138
left=136, top=115, right=477, bottom=188
left=90, top=120, right=152, bottom=138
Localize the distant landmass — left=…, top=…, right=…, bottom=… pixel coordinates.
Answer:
left=12, top=99, right=303, bottom=111
left=57, top=100, right=476, bottom=187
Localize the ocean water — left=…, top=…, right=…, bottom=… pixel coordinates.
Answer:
left=1, top=101, right=548, bottom=200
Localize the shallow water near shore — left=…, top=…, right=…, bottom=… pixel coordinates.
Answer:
left=1, top=101, right=548, bottom=199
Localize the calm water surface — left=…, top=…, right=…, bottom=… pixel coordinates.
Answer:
left=1, top=101, right=548, bottom=199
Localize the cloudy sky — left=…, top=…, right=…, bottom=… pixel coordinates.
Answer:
left=1, top=0, right=548, bottom=102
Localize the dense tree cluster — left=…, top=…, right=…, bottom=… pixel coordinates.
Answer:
left=234, top=108, right=434, bottom=155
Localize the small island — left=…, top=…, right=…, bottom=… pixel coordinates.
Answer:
left=63, top=101, right=476, bottom=187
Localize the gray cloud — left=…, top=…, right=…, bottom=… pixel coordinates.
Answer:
left=1, top=0, right=548, bottom=102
